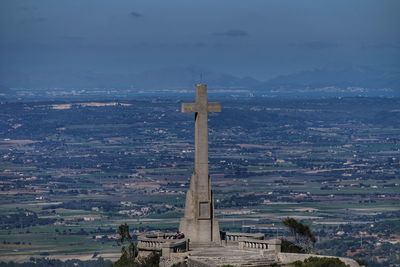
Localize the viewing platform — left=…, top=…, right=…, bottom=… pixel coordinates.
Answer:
left=137, top=233, right=188, bottom=257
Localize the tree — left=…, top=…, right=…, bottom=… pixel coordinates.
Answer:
left=280, top=238, right=306, bottom=254
left=118, top=223, right=132, bottom=243
left=114, top=223, right=137, bottom=267
left=113, top=224, right=161, bottom=267
left=282, top=217, right=316, bottom=253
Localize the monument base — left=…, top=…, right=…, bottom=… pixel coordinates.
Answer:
left=179, top=217, right=221, bottom=248
left=179, top=172, right=221, bottom=247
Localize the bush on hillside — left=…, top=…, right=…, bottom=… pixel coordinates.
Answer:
left=293, top=257, right=349, bottom=267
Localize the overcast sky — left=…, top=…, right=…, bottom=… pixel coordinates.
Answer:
left=0, top=0, right=399, bottom=79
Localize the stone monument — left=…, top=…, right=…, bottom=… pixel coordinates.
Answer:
left=179, top=83, right=221, bottom=246
left=137, top=83, right=360, bottom=267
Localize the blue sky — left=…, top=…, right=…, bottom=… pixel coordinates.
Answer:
left=0, top=0, right=399, bottom=79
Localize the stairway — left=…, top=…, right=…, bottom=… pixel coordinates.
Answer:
left=191, top=252, right=278, bottom=267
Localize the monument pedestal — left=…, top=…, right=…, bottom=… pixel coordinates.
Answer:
left=179, top=218, right=221, bottom=248
left=179, top=173, right=221, bottom=247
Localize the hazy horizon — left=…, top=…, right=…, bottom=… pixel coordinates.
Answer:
left=1, top=0, right=399, bottom=85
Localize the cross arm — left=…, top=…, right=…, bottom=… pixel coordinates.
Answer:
left=207, top=102, right=221, bottom=112
left=181, top=103, right=197, bottom=113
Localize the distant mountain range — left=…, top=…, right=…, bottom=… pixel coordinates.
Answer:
left=0, top=65, right=399, bottom=92
left=130, top=66, right=260, bottom=89
left=257, top=66, right=400, bottom=91
left=0, top=67, right=259, bottom=89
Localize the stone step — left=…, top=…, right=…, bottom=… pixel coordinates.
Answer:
left=239, top=259, right=276, bottom=265
left=189, top=250, right=278, bottom=267
left=210, top=257, right=277, bottom=266
left=190, top=243, right=222, bottom=249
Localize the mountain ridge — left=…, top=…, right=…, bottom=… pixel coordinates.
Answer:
left=0, top=65, right=399, bottom=92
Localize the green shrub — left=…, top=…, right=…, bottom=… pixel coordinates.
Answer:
left=293, top=257, right=349, bottom=267
left=136, top=252, right=160, bottom=267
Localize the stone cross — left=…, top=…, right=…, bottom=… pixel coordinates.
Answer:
left=182, top=84, right=221, bottom=191
left=180, top=83, right=221, bottom=245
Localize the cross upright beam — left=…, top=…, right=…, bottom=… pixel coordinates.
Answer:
left=181, top=84, right=221, bottom=192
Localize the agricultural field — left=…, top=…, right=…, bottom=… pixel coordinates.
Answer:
left=0, top=96, right=399, bottom=266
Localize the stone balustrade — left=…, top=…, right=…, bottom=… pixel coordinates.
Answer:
left=137, top=233, right=188, bottom=257
left=140, top=232, right=178, bottom=240
left=224, top=232, right=264, bottom=243
left=238, top=238, right=281, bottom=253
left=137, top=239, right=164, bottom=251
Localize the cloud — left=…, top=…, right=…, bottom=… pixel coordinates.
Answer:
left=164, top=42, right=230, bottom=49
left=18, top=6, right=38, bottom=11
left=61, top=36, right=85, bottom=42
left=215, top=29, right=248, bottom=37
left=290, top=41, right=339, bottom=50
left=18, top=17, right=48, bottom=25
left=369, top=43, right=400, bottom=50
left=130, top=11, right=143, bottom=18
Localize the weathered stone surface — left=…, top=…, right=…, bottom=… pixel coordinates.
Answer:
left=187, top=247, right=277, bottom=267
left=179, top=84, right=221, bottom=246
